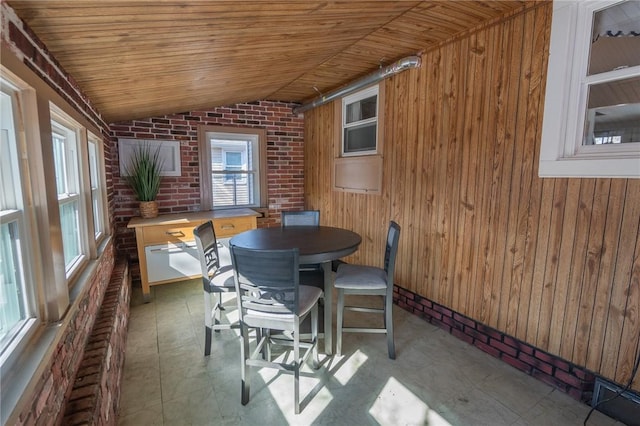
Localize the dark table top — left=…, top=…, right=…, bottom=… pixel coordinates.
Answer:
left=230, top=226, right=362, bottom=264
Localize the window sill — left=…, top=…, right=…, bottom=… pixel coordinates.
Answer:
left=539, top=157, right=640, bottom=178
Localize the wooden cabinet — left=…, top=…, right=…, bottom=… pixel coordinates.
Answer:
left=127, top=208, right=259, bottom=302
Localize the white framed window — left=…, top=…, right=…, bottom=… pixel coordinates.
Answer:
left=540, top=0, right=640, bottom=178
left=51, top=108, right=88, bottom=278
left=342, top=85, right=379, bottom=156
left=1, top=59, right=110, bottom=424
left=222, top=150, right=246, bottom=184
left=87, top=132, right=106, bottom=241
left=0, top=77, right=37, bottom=359
left=199, top=125, right=267, bottom=209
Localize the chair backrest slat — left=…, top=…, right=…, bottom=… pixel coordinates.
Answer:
left=194, top=221, right=221, bottom=282
left=384, top=221, right=401, bottom=285
left=231, top=246, right=300, bottom=315
left=281, top=210, right=320, bottom=227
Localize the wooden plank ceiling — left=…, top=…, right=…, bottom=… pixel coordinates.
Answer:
left=7, top=1, right=532, bottom=123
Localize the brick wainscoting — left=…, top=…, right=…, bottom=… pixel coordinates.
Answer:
left=62, top=259, right=130, bottom=425
left=394, top=286, right=597, bottom=403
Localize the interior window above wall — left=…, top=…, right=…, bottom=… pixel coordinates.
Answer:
left=540, top=0, right=640, bottom=178
left=198, top=125, right=267, bottom=209
left=334, top=84, right=384, bottom=193
left=342, top=85, right=379, bottom=156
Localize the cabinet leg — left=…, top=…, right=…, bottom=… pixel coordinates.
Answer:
left=142, top=282, right=151, bottom=303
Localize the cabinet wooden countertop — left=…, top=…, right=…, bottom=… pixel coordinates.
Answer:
left=126, top=208, right=260, bottom=229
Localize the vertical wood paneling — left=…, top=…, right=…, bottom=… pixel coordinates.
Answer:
left=560, top=179, right=596, bottom=361
left=467, top=28, right=491, bottom=320
left=456, top=33, right=474, bottom=315
left=524, top=5, right=552, bottom=345
left=574, top=179, right=611, bottom=366
left=547, top=179, right=581, bottom=355
left=424, top=48, right=442, bottom=299
left=504, top=11, right=531, bottom=337
left=585, top=180, right=626, bottom=372
left=412, top=61, right=429, bottom=295
left=535, top=179, right=566, bottom=350
left=476, top=23, right=502, bottom=325
left=607, top=181, right=640, bottom=388
left=304, top=2, right=640, bottom=392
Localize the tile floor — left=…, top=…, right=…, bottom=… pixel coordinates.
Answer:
left=118, top=278, right=621, bottom=426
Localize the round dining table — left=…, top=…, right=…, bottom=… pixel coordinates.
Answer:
left=230, top=226, right=362, bottom=355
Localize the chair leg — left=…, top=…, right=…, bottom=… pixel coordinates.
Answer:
left=385, top=295, right=395, bottom=360
left=294, top=320, right=301, bottom=414
left=311, top=304, right=319, bottom=369
left=204, top=291, right=213, bottom=356
left=336, top=288, right=344, bottom=356
left=213, top=292, right=222, bottom=330
left=204, top=326, right=212, bottom=356
left=240, top=324, right=251, bottom=405
left=264, top=328, right=271, bottom=361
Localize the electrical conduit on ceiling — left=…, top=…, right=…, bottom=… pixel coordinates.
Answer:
left=293, top=55, right=422, bottom=114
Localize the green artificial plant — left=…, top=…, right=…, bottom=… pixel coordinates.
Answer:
left=124, top=143, right=164, bottom=202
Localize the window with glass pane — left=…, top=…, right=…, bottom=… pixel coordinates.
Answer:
left=87, top=137, right=103, bottom=239
left=51, top=123, right=83, bottom=273
left=0, top=221, right=26, bottom=344
left=0, top=84, right=30, bottom=350
left=342, top=86, right=378, bottom=156
left=209, top=135, right=257, bottom=207
left=540, top=0, right=640, bottom=177
left=223, top=151, right=244, bottom=183
left=582, top=1, right=640, bottom=148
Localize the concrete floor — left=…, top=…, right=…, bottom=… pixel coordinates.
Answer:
left=118, top=278, right=620, bottom=426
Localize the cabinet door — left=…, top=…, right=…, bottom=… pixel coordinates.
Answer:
left=145, top=242, right=201, bottom=283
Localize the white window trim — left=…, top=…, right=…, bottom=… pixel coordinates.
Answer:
left=0, top=77, right=39, bottom=361
left=342, top=85, right=379, bottom=157
left=87, top=132, right=107, bottom=245
left=50, top=107, right=90, bottom=279
left=540, top=0, right=640, bottom=178
left=198, top=125, right=266, bottom=210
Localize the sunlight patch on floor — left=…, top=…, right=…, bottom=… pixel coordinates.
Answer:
left=333, top=349, right=369, bottom=386
left=370, top=377, right=451, bottom=426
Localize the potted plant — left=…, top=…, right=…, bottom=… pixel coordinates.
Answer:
left=124, top=143, right=164, bottom=218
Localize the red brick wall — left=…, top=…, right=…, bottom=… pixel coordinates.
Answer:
left=110, top=103, right=306, bottom=270
left=62, top=260, right=130, bottom=426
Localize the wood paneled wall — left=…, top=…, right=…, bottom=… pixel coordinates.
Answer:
left=304, top=2, right=640, bottom=391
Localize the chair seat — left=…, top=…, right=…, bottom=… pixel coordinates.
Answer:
left=246, top=285, right=323, bottom=320
left=335, top=264, right=387, bottom=290
left=204, top=264, right=235, bottom=292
